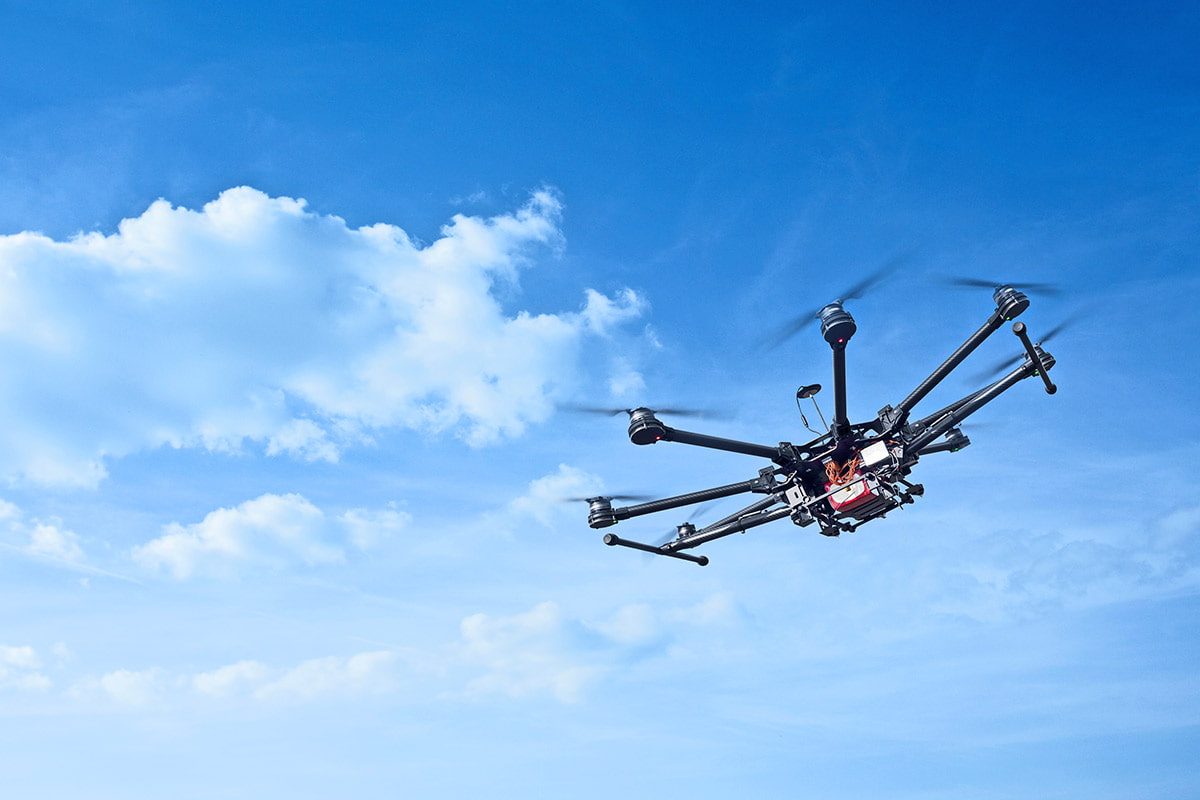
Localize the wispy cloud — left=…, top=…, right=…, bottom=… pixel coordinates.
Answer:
left=0, top=498, right=139, bottom=582
left=190, top=652, right=400, bottom=701
left=62, top=594, right=742, bottom=709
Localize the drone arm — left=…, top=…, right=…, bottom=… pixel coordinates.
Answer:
left=666, top=503, right=792, bottom=551
left=660, top=426, right=782, bottom=461
left=909, top=322, right=1056, bottom=436
left=612, top=476, right=771, bottom=522
left=830, top=342, right=851, bottom=438
left=889, top=281, right=1039, bottom=428
left=891, top=310, right=1008, bottom=425
left=907, top=345, right=1054, bottom=452
left=915, top=435, right=969, bottom=456
left=907, top=371, right=1018, bottom=452
left=911, top=384, right=992, bottom=432
left=694, top=494, right=779, bottom=531
left=662, top=495, right=789, bottom=552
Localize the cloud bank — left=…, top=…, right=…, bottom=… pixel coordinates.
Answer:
left=0, top=187, right=643, bottom=486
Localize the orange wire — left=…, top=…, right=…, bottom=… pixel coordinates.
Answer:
left=825, top=455, right=862, bottom=486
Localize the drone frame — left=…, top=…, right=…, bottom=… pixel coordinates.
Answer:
left=585, top=285, right=1058, bottom=566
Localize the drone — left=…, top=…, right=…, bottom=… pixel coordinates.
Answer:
left=577, top=279, right=1061, bottom=566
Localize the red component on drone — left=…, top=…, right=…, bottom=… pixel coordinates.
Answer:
left=824, top=455, right=879, bottom=512
left=824, top=474, right=879, bottom=512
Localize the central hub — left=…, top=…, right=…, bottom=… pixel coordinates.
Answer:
left=818, top=301, right=856, bottom=345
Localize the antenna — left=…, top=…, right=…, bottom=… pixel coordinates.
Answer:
left=795, top=384, right=828, bottom=436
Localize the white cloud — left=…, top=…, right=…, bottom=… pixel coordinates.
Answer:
left=453, top=595, right=747, bottom=703
left=666, top=591, right=741, bottom=627
left=97, top=668, right=166, bottom=706
left=192, top=660, right=272, bottom=698
left=591, top=603, right=662, bottom=648
left=0, top=643, right=51, bottom=692
left=254, top=651, right=399, bottom=700
left=0, top=645, right=42, bottom=670
left=0, top=499, right=88, bottom=566
left=458, top=602, right=604, bottom=703
left=505, top=464, right=604, bottom=529
left=24, top=522, right=86, bottom=562
left=605, top=356, right=646, bottom=399
left=580, top=288, right=647, bottom=335
left=0, top=187, right=644, bottom=486
left=101, top=651, right=400, bottom=705
left=340, top=504, right=411, bottom=550
left=132, top=493, right=411, bottom=579
left=265, top=418, right=340, bottom=463
left=588, top=593, right=741, bottom=650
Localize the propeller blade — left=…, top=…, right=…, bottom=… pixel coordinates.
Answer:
left=650, top=407, right=728, bottom=419
left=969, top=353, right=1024, bottom=383
left=840, top=255, right=906, bottom=301
left=650, top=503, right=717, bottom=549
left=943, top=276, right=1063, bottom=297
left=1037, top=314, right=1078, bottom=344
left=1017, top=281, right=1063, bottom=296
left=761, top=311, right=821, bottom=351
left=557, top=493, right=655, bottom=504
left=945, top=277, right=999, bottom=289
left=561, top=404, right=632, bottom=417
left=651, top=528, right=676, bottom=548
left=957, top=420, right=1001, bottom=431
left=563, top=404, right=726, bottom=420
left=763, top=252, right=910, bottom=350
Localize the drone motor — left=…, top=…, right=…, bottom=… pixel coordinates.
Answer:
left=626, top=408, right=667, bottom=445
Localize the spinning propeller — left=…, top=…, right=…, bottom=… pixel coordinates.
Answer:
left=650, top=502, right=717, bottom=548
left=557, top=493, right=653, bottom=504
left=943, top=276, right=1063, bottom=297
left=972, top=315, right=1077, bottom=382
left=763, top=253, right=912, bottom=350
left=565, top=405, right=720, bottom=419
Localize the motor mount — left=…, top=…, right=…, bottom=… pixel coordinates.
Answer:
left=627, top=407, right=668, bottom=445
left=818, top=301, right=856, bottom=345
left=993, top=285, right=1030, bottom=321
left=586, top=497, right=618, bottom=528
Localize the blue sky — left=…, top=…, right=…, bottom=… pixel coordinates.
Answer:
left=0, top=1, right=1197, bottom=797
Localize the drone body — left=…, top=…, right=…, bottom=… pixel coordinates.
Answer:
left=584, top=284, right=1059, bottom=566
